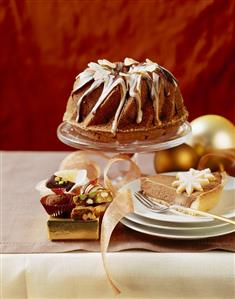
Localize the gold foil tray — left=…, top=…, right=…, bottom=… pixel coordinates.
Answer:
left=47, top=217, right=99, bottom=240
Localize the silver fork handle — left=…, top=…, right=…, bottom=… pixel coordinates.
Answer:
left=134, top=192, right=169, bottom=212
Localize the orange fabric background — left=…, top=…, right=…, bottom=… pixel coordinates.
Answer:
left=1, top=0, right=235, bottom=150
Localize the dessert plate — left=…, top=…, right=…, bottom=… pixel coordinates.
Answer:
left=120, top=175, right=235, bottom=224
left=125, top=213, right=232, bottom=231
left=121, top=217, right=235, bottom=239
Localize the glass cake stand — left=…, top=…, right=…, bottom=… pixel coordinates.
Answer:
left=57, top=121, right=192, bottom=175
left=57, top=121, right=191, bottom=153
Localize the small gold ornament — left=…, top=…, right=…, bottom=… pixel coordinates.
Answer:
left=198, top=149, right=235, bottom=176
left=154, top=143, right=199, bottom=173
left=187, top=115, right=235, bottom=157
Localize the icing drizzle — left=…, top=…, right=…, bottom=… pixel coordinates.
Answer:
left=72, top=58, right=178, bottom=134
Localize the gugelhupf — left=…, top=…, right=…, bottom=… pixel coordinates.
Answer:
left=63, top=58, right=188, bottom=142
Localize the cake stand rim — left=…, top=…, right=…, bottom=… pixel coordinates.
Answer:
left=57, top=121, right=192, bottom=153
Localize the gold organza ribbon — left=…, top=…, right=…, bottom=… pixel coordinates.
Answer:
left=103, top=154, right=141, bottom=194
left=60, top=150, right=141, bottom=294
left=59, top=150, right=111, bottom=179
left=100, top=189, right=133, bottom=294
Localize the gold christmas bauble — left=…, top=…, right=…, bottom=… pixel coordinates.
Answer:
left=154, top=143, right=199, bottom=173
left=154, top=149, right=172, bottom=173
left=198, top=149, right=235, bottom=176
left=187, top=115, right=235, bottom=157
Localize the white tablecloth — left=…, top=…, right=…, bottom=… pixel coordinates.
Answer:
left=2, top=252, right=235, bottom=299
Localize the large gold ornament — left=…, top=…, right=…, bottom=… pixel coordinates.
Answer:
left=154, top=143, right=199, bottom=173
left=187, top=115, right=235, bottom=157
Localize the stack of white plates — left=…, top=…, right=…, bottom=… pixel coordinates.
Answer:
left=120, top=175, right=235, bottom=239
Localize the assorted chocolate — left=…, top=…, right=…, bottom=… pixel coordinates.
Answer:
left=46, top=175, right=75, bottom=192
left=40, top=193, right=75, bottom=217
left=38, top=169, right=113, bottom=221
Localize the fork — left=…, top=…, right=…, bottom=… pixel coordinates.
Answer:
left=134, top=192, right=169, bottom=213
left=134, top=191, right=235, bottom=225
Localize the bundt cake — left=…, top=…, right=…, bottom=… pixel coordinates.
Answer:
left=63, top=58, right=188, bottom=142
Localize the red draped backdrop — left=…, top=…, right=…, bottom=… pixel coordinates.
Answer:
left=1, top=0, right=235, bottom=150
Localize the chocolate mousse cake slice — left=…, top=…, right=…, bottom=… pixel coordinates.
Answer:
left=141, top=169, right=226, bottom=212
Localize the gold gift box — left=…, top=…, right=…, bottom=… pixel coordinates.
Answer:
left=47, top=217, right=100, bottom=240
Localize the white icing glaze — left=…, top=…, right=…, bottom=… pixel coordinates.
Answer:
left=127, top=74, right=143, bottom=123
left=111, top=78, right=127, bottom=133
left=83, top=77, right=126, bottom=127
left=75, top=68, right=94, bottom=80
left=73, top=70, right=94, bottom=93
left=76, top=79, right=103, bottom=122
left=172, top=168, right=216, bottom=196
left=73, top=58, right=176, bottom=134
left=136, top=75, right=143, bottom=123
left=90, top=76, right=116, bottom=113
left=151, top=72, right=161, bottom=122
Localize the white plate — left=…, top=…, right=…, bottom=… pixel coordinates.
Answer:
left=120, top=175, right=235, bottom=224
left=121, top=217, right=235, bottom=239
left=125, top=213, right=232, bottom=230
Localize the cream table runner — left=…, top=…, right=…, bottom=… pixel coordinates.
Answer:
left=2, top=252, right=235, bottom=299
